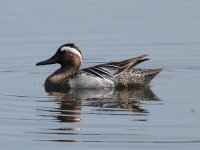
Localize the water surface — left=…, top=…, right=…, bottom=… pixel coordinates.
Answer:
left=0, top=0, right=200, bottom=150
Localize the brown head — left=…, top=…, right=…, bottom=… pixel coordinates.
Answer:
left=36, top=43, right=82, bottom=69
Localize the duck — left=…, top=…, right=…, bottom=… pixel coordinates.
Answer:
left=36, top=43, right=162, bottom=92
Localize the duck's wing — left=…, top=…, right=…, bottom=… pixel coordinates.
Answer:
left=81, top=54, right=149, bottom=78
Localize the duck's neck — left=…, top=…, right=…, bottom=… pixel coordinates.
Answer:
left=44, top=66, right=79, bottom=92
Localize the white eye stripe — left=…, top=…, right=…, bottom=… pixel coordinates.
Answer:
left=61, top=46, right=82, bottom=61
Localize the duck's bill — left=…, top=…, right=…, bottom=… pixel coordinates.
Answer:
left=36, top=57, right=57, bottom=66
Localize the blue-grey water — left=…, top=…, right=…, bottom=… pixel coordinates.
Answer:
left=0, top=0, right=200, bottom=149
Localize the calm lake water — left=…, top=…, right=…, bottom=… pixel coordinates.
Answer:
left=0, top=0, right=200, bottom=149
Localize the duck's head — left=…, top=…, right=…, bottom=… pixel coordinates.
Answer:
left=36, top=43, right=82, bottom=69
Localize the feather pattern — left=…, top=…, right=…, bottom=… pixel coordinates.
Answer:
left=81, top=54, right=149, bottom=78
left=36, top=43, right=162, bottom=91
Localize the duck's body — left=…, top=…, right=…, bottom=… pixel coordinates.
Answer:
left=36, top=43, right=162, bottom=92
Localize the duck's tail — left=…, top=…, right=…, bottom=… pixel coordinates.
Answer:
left=115, top=68, right=163, bottom=87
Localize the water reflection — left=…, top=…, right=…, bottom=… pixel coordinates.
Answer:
left=36, top=86, right=160, bottom=142
left=44, top=86, right=160, bottom=123
left=56, top=100, right=81, bottom=122
left=38, top=86, right=160, bottom=124
left=39, top=92, right=82, bottom=123
left=81, top=86, right=159, bottom=113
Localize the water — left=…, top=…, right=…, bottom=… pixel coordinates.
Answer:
left=0, top=0, right=200, bottom=149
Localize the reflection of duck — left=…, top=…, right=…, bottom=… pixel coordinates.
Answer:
left=49, top=92, right=81, bottom=123
left=36, top=86, right=160, bottom=142
left=36, top=43, right=162, bottom=92
left=43, top=86, right=160, bottom=124
left=78, top=86, right=160, bottom=113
